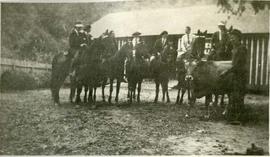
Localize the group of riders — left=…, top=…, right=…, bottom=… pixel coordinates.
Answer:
left=64, top=21, right=247, bottom=123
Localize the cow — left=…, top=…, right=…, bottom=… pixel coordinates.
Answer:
left=184, top=59, right=233, bottom=118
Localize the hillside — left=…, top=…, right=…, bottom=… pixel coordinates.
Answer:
left=1, top=0, right=217, bottom=63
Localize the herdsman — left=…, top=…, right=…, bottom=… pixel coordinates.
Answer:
left=210, top=21, right=232, bottom=61
left=222, top=29, right=247, bottom=123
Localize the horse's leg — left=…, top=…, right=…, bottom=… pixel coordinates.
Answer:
left=137, top=81, right=142, bottom=103
left=93, top=87, right=97, bottom=102
left=127, top=81, right=130, bottom=98
left=108, top=78, right=113, bottom=104
left=154, top=81, right=160, bottom=103
left=75, top=82, right=82, bottom=104
left=83, top=84, right=88, bottom=103
left=115, top=79, right=121, bottom=103
left=90, top=87, right=97, bottom=109
left=220, top=94, right=225, bottom=107
left=165, top=81, right=170, bottom=103
left=223, top=93, right=230, bottom=116
left=213, top=94, right=218, bottom=107
left=162, top=82, right=165, bottom=102
left=102, top=79, right=106, bottom=102
left=205, top=94, right=212, bottom=119
left=132, top=84, right=136, bottom=103
left=176, top=88, right=180, bottom=104
left=129, top=84, right=133, bottom=103
left=52, top=82, right=61, bottom=106
left=133, top=83, right=136, bottom=99
left=88, top=87, right=93, bottom=104
left=69, top=76, right=76, bottom=103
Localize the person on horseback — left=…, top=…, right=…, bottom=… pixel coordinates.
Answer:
left=176, top=26, right=196, bottom=61
left=221, top=29, right=247, bottom=123
left=153, top=31, right=169, bottom=57
left=68, top=21, right=87, bottom=76
left=209, top=21, right=232, bottom=61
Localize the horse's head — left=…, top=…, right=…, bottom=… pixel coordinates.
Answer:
left=100, top=30, right=118, bottom=57
left=189, top=30, right=207, bottom=59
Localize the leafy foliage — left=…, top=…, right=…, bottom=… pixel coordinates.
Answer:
left=217, top=0, right=270, bottom=16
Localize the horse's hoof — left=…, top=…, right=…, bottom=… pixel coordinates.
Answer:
left=167, top=100, right=171, bottom=103
left=115, top=98, right=118, bottom=103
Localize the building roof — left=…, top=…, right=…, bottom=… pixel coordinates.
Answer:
left=91, top=5, right=269, bottom=37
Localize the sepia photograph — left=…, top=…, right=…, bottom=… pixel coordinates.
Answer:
left=0, top=0, right=269, bottom=155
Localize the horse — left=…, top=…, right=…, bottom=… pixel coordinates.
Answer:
left=51, top=52, right=73, bottom=106
left=100, top=31, right=127, bottom=104
left=74, top=33, right=114, bottom=107
left=126, top=41, right=150, bottom=103
left=150, top=41, right=177, bottom=103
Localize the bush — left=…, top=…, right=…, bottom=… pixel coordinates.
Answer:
left=33, top=71, right=51, bottom=88
left=1, top=70, right=37, bottom=90
left=0, top=70, right=51, bottom=91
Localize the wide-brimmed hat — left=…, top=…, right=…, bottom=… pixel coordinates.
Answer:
left=160, top=30, right=168, bottom=36
left=74, top=21, right=84, bottom=28
left=218, top=21, right=226, bottom=26
left=132, top=31, right=141, bottom=37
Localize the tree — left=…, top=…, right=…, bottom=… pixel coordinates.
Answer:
left=217, top=0, right=270, bottom=16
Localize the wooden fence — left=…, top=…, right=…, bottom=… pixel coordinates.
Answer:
left=0, top=58, right=52, bottom=76
left=116, top=33, right=269, bottom=92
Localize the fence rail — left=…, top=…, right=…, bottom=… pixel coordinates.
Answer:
left=0, top=58, right=52, bottom=75
left=116, top=33, right=270, bottom=92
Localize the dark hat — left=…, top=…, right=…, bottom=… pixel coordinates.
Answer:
left=160, top=30, right=168, bottom=36
left=230, top=29, right=242, bottom=38
left=132, top=31, right=141, bottom=37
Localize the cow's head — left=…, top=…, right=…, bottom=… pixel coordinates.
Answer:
left=184, top=59, right=199, bottom=81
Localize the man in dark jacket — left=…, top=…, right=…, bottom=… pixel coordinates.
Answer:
left=153, top=31, right=169, bottom=56
left=69, top=22, right=85, bottom=55
left=221, top=29, right=247, bottom=123
left=210, top=22, right=232, bottom=61
left=68, top=22, right=86, bottom=76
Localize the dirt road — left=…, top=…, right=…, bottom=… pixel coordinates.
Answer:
left=0, top=81, right=268, bottom=155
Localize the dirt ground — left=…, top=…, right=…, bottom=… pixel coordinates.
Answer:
left=0, top=81, right=269, bottom=155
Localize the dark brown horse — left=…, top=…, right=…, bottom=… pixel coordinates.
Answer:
left=51, top=33, right=107, bottom=106
left=150, top=42, right=177, bottom=103
left=51, top=52, right=73, bottom=106
left=101, top=41, right=129, bottom=103
left=126, top=42, right=150, bottom=103
left=74, top=33, right=113, bottom=107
